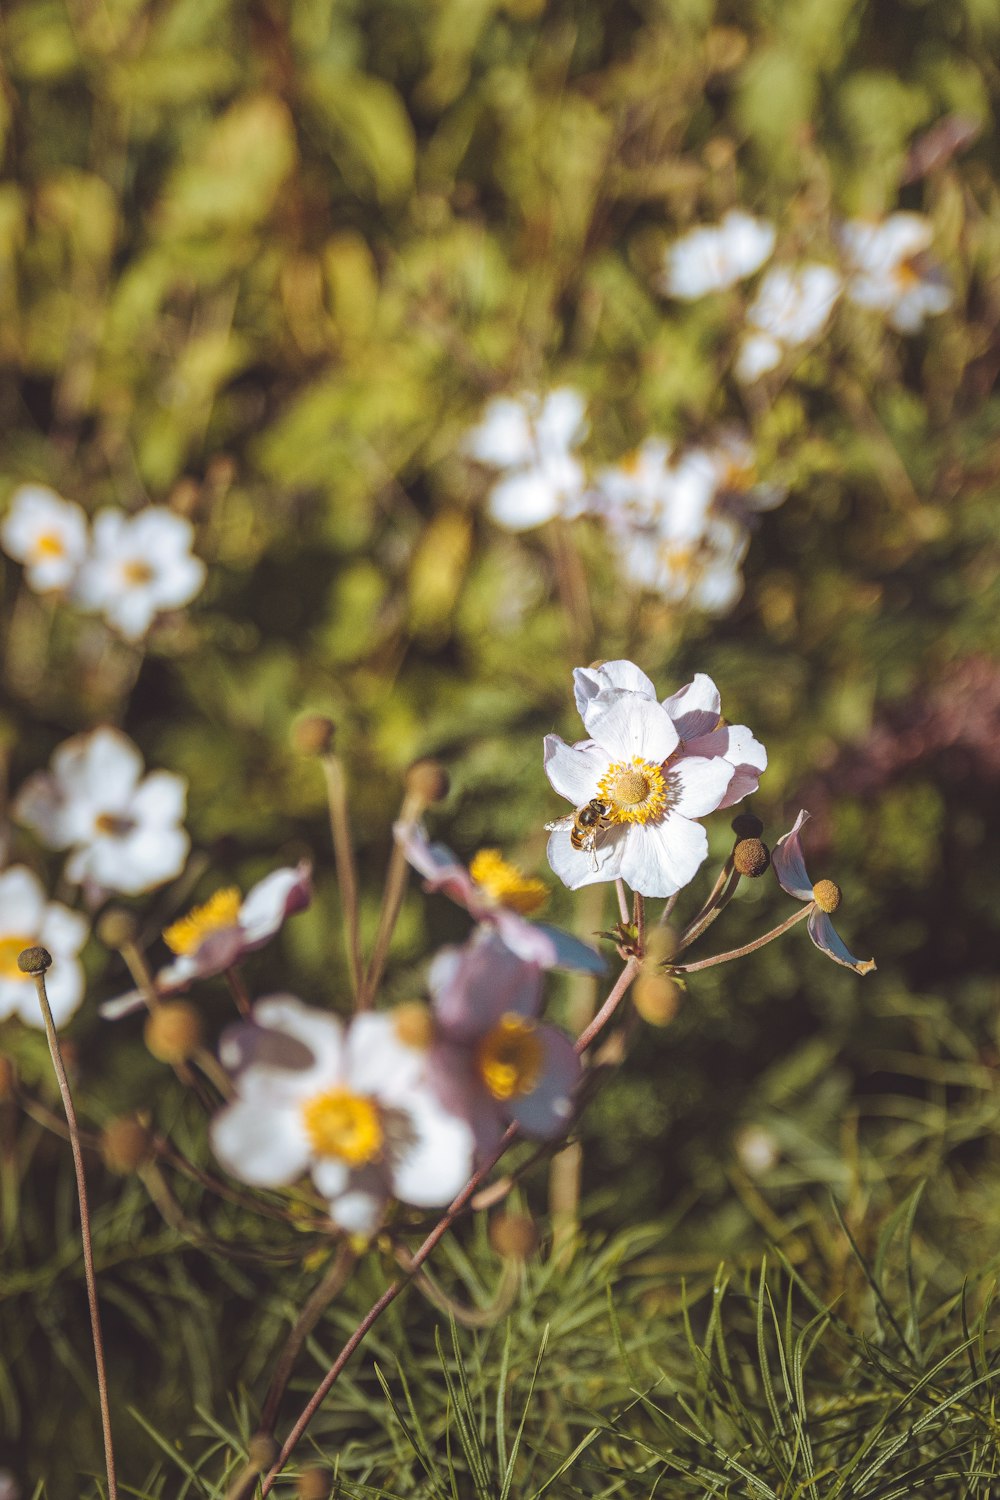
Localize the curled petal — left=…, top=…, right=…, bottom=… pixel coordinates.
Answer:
left=573, top=660, right=657, bottom=717
left=772, top=810, right=815, bottom=902
left=506, top=1026, right=581, bottom=1139
left=429, top=930, right=544, bottom=1041
left=807, top=908, right=876, bottom=975
left=238, top=861, right=312, bottom=947
left=662, top=673, right=722, bottom=741
left=394, top=821, right=484, bottom=917
left=669, top=755, right=734, bottom=819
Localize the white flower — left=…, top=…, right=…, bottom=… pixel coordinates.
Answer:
left=544, top=684, right=736, bottom=897
left=840, top=213, right=952, bottom=333
left=0, top=866, right=88, bottom=1029
left=464, top=388, right=588, bottom=530
left=75, top=507, right=206, bottom=640
left=735, top=264, right=843, bottom=381
left=661, top=211, right=776, bottom=299
left=0, top=485, right=89, bottom=593
left=14, top=727, right=189, bottom=897
left=212, top=997, right=475, bottom=1236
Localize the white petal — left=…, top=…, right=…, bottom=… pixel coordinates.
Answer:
left=585, top=694, right=679, bottom=764
left=54, top=727, right=143, bottom=808
left=736, top=332, right=782, bottom=383
left=211, top=1098, right=311, bottom=1186
left=238, top=863, right=311, bottom=945
left=543, top=735, right=610, bottom=804
left=465, top=397, right=535, bottom=468
left=346, top=1012, right=424, bottom=1097
left=310, top=1156, right=350, bottom=1201
left=390, top=1090, right=475, bottom=1207
left=488, top=468, right=562, bottom=530
left=573, top=660, right=656, bottom=718
left=546, top=823, right=624, bottom=889
left=0, top=866, right=47, bottom=931
left=328, top=1187, right=385, bottom=1236
left=618, top=815, right=708, bottom=898
left=535, top=387, right=588, bottom=454
left=97, top=826, right=189, bottom=894
left=669, top=755, right=734, bottom=818
left=662, top=674, right=722, bottom=741
left=251, top=995, right=345, bottom=1093
left=38, top=901, right=89, bottom=959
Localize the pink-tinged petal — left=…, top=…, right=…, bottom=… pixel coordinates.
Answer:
left=585, top=694, right=679, bottom=764
left=684, top=723, right=767, bottom=779
left=100, top=986, right=153, bottom=1019
left=393, top=820, right=484, bottom=917
left=494, top=910, right=605, bottom=974
left=426, top=1042, right=507, bottom=1160
left=573, top=660, right=657, bottom=718
left=211, top=1098, right=311, bottom=1187
left=662, top=673, right=722, bottom=741
left=429, top=930, right=544, bottom=1040
left=543, top=735, right=610, bottom=805
left=546, top=822, right=624, bottom=890
left=238, top=861, right=313, bottom=947
left=506, top=1026, right=581, bottom=1139
left=618, top=815, right=708, bottom=898
left=669, top=756, right=734, bottom=819
left=181, top=924, right=245, bottom=977
left=391, top=1089, right=476, bottom=1206
left=772, top=810, right=814, bottom=902
left=807, top=909, right=877, bottom=975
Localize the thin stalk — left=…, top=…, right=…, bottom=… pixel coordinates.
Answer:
left=361, top=792, right=424, bottom=1009
left=672, top=904, right=812, bottom=972
left=614, top=878, right=630, bottom=926
left=633, top=891, right=646, bottom=958
left=258, top=1243, right=356, bottom=1434
left=657, top=891, right=680, bottom=926
left=676, top=858, right=737, bottom=952
left=225, top=965, right=252, bottom=1018
left=24, top=955, right=118, bottom=1500
left=321, top=753, right=364, bottom=1000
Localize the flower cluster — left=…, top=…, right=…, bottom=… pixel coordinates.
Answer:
left=0, top=486, right=205, bottom=640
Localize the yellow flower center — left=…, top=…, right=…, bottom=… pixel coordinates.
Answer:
left=894, top=257, right=922, bottom=290
left=392, top=1001, right=434, bottom=1050
left=596, top=756, right=669, bottom=826
left=0, top=934, right=34, bottom=981
left=33, top=531, right=66, bottom=559
left=162, top=887, right=242, bottom=956
left=123, top=559, right=155, bottom=586
left=721, top=459, right=756, bottom=492
left=469, top=849, right=548, bottom=915
left=476, top=1014, right=544, bottom=1101
left=302, top=1089, right=384, bottom=1165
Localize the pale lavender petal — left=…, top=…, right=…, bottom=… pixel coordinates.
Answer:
left=426, top=1042, right=507, bottom=1159
left=772, top=810, right=814, bottom=902
left=393, top=821, right=484, bottom=917
left=662, top=673, right=722, bottom=741
left=669, top=755, right=734, bottom=819
left=618, top=814, right=707, bottom=898
left=506, top=1026, right=581, bottom=1138
left=543, top=735, right=610, bottom=804
left=585, top=694, right=679, bottom=764
left=807, top=908, right=877, bottom=975
left=429, top=929, right=544, bottom=1041
left=238, top=861, right=313, bottom=947
left=494, top=912, right=604, bottom=974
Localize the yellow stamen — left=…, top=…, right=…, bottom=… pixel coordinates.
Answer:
left=162, top=887, right=242, bottom=956
left=123, top=559, right=155, bottom=586
left=32, top=531, right=66, bottom=559
left=0, top=934, right=34, bottom=981
left=596, top=756, right=669, bottom=826
left=302, top=1089, right=383, bottom=1165
left=894, top=258, right=922, bottom=290
left=469, top=849, right=548, bottom=915
left=476, top=1014, right=544, bottom=1101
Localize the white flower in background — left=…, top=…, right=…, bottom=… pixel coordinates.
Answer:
left=840, top=213, right=952, bottom=332
left=75, top=507, right=206, bottom=640
left=464, top=387, right=589, bottom=530
left=0, top=866, right=88, bottom=1029
left=693, top=430, right=787, bottom=517
left=212, top=996, right=475, bottom=1236
left=14, top=727, right=189, bottom=897
left=615, top=514, right=749, bottom=615
left=736, top=263, right=843, bottom=382
left=661, top=211, right=776, bottom=299
left=544, top=684, right=736, bottom=896
left=0, top=485, right=89, bottom=593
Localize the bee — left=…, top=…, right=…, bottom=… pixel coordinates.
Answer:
left=545, top=798, right=612, bottom=871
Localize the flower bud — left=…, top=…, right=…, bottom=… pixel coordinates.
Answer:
left=405, top=758, right=450, bottom=804
left=633, top=970, right=683, bottom=1027
left=733, top=837, right=770, bottom=878
left=812, top=879, right=842, bottom=913
left=731, top=812, right=763, bottom=840
left=96, top=907, right=139, bottom=950
left=642, top=925, right=679, bottom=965
left=16, top=945, right=51, bottom=975
left=100, top=1117, right=153, bottom=1174
left=292, top=715, right=336, bottom=756
left=392, top=1001, right=434, bottom=1051
left=247, top=1433, right=279, bottom=1470
left=144, top=1002, right=202, bottom=1064
left=295, top=1468, right=330, bottom=1500
left=490, top=1211, right=539, bottom=1261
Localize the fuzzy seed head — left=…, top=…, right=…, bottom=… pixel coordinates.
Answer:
left=144, top=1002, right=203, bottom=1064
left=247, top=1433, right=279, bottom=1470
left=101, top=1117, right=153, bottom=1175
left=812, top=879, right=842, bottom=913
left=733, top=837, right=770, bottom=878
left=633, top=971, right=683, bottom=1027
left=490, top=1211, right=539, bottom=1261
left=96, top=907, right=140, bottom=950
left=405, top=758, right=450, bottom=804
left=292, top=715, right=336, bottom=756
left=17, top=945, right=51, bottom=975
left=731, top=812, right=763, bottom=839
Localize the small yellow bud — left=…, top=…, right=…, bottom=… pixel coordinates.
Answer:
left=144, top=1002, right=203, bottom=1064
left=392, top=1001, right=434, bottom=1050
left=642, top=925, right=679, bottom=965
left=100, top=1117, right=153, bottom=1175
left=247, top=1433, right=279, bottom=1470
left=490, top=1211, right=539, bottom=1261
left=812, top=879, right=842, bottom=914
left=405, top=758, right=450, bottom=804
left=96, top=907, right=140, bottom=950
left=733, top=837, right=770, bottom=878
left=292, top=715, right=336, bottom=756
left=295, top=1467, right=330, bottom=1500
left=731, top=812, right=763, bottom=840
left=16, top=945, right=51, bottom=974
left=633, top=971, right=683, bottom=1028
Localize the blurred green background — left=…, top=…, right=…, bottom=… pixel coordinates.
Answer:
left=1, top=0, right=999, bottom=1491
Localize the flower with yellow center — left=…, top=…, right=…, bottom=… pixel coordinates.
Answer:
left=163, top=888, right=242, bottom=956
left=841, top=213, right=951, bottom=334
left=476, top=1014, right=544, bottom=1100
left=468, top=849, right=547, bottom=914
left=75, top=506, right=206, bottom=641
left=0, top=485, right=89, bottom=593
left=302, top=1089, right=384, bottom=1166
left=596, top=756, right=669, bottom=827
left=772, top=809, right=876, bottom=976
left=0, top=866, right=88, bottom=1029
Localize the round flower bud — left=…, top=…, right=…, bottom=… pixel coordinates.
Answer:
left=247, top=1433, right=279, bottom=1470
left=295, top=1468, right=330, bottom=1500
left=490, top=1211, right=539, bottom=1262
left=733, top=837, right=770, bottom=878
left=812, top=879, right=842, bottom=914
left=405, top=758, right=449, bottom=804
left=392, top=1001, right=434, bottom=1051
left=731, top=812, right=763, bottom=840
left=96, top=907, right=139, bottom=950
left=16, top=945, right=51, bottom=975
left=643, top=925, right=679, bottom=965
left=633, top=970, right=683, bottom=1028
left=0, top=1054, right=16, bottom=1102
left=292, top=715, right=336, bottom=756
left=144, top=1002, right=202, bottom=1064
left=100, top=1117, right=153, bottom=1175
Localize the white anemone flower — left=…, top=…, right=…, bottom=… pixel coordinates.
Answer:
left=661, top=211, right=776, bottom=300
left=212, top=996, right=475, bottom=1236
left=0, top=866, right=88, bottom=1029
left=464, top=388, right=589, bottom=530
left=840, top=213, right=952, bottom=333
left=736, top=264, right=843, bottom=382
left=75, top=507, right=206, bottom=640
left=14, top=727, right=189, bottom=898
left=1, top=485, right=89, bottom=593
left=544, top=688, right=736, bottom=896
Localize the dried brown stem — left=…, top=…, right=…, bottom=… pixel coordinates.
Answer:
left=321, top=753, right=364, bottom=1000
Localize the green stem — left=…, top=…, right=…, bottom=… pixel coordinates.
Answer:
left=672, top=904, right=812, bottom=972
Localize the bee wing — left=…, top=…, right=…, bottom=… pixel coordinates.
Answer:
left=544, top=813, right=576, bottom=832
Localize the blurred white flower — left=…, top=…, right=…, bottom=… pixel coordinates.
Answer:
left=212, top=997, right=475, bottom=1236
left=76, top=507, right=206, bottom=640
left=661, top=211, right=776, bottom=299
left=14, top=727, right=190, bottom=898
left=840, top=213, right=952, bottom=332
left=0, top=485, right=89, bottom=593
left=464, top=388, right=588, bottom=530
left=0, top=866, right=88, bottom=1029
left=736, top=264, right=843, bottom=381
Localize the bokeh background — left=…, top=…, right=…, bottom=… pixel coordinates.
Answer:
left=2, top=0, right=999, bottom=1492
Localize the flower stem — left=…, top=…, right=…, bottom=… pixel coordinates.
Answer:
left=22, top=953, right=118, bottom=1500
left=614, top=879, right=630, bottom=926
left=321, top=752, right=364, bottom=1001
left=257, top=1243, right=356, bottom=1435
left=676, top=858, right=737, bottom=953
left=361, top=793, right=424, bottom=1010
left=671, top=904, right=812, bottom=972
